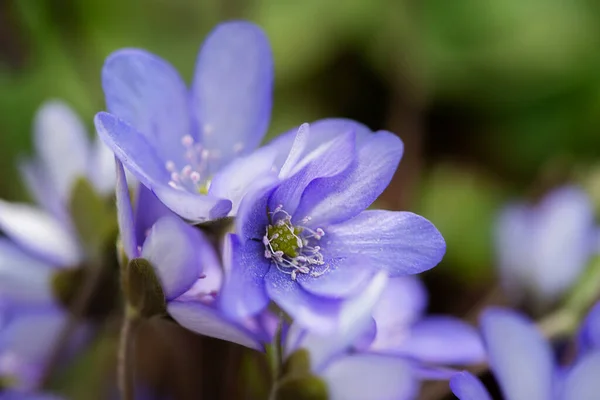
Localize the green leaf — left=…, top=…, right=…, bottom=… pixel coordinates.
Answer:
left=282, top=349, right=311, bottom=378
left=274, top=375, right=328, bottom=400
left=68, top=177, right=117, bottom=263
left=124, top=258, right=166, bottom=318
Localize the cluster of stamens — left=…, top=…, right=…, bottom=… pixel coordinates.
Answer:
left=263, top=205, right=327, bottom=280
left=165, top=135, right=213, bottom=194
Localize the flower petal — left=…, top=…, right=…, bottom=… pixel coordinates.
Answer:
left=481, top=307, right=554, bottom=400
left=450, top=371, right=492, bottom=400
left=95, top=112, right=232, bottom=222
left=395, top=317, right=486, bottom=365
left=578, top=301, right=600, bottom=355
left=278, top=123, right=310, bottom=179
left=219, top=235, right=270, bottom=320
left=89, top=138, right=117, bottom=195
left=208, top=147, right=278, bottom=215
left=191, top=21, right=273, bottom=169
left=269, top=130, right=356, bottom=218
left=0, top=239, right=54, bottom=304
left=370, top=276, right=428, bottom=350
left=18, top=158, right=65, bottom=222
left=141, top=216, right=206, bottom=300
left=33, top=101, right=90, bottom=202
left=102, top=49, right=192, bottom=165
left=264, top=266, right=342, bottom=334
left=322, top=353, right=416, bottom=400
left=297, top=255, right=377, bottom=298
left=295, top=272, right=388, bottom=371
left=561, top=351, right=600, bottom=400
left=294, top=130, right=403, bottom=226
left=0, top=200, right=80, bottom=266
left=264, top=118, right=375, bottom=171
left=167, top=300, right=263, bottom=350
left=115, top=159, right=137, bottom=260
left=326, top=210, right=445, bottom=276
left=133, top=184, right=174, bottom=248
left=236, top=179, right=277, bottom=241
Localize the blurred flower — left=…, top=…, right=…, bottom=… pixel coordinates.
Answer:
left=495, top=186, right=597, bottom=307
left=114, top=161, right=270, bottom=350
left=0, top=101, right=114, bottom=390
left=280, top=272, right=418, bottom=400
left=450, top=307, right=600, bottom=400
left=369, top=276, right=485, bottom=373
left=95, top=21, right=275, bottom=222
left=224, top=121, right=446, bottom=332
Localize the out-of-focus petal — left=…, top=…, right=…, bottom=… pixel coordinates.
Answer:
left=33, top=101, right=90, bottom=202
left=133, top=185, right=174, bottom=249
left=219, top=235, right=270, bottom=320
left=141, top=216, right=205, bottom=300
left=370, top=276, right=428, bottom=351
left=395, top=317, right=486, bottom=365
left=102, top=49, right=192, bottom=165
left=322, top=353, right=416, bottom=400
left=293, top=131, right=403, bottom=226
left=0, top=200, right=80, bottom=266
left=0, top=239, right=54, bottom=304
left=326, top=210, right=445, bottom=276
left=481, top=308, right=554, bottom=400
left=191, top=21, right=273, bottom=170
left=89, top=138, right=117, bottom=195
left=578, top=301, right=600, bottom=355
left=115, top=159, right=137, bottom=260
left=18, top=158, right=64, bottom=222
left=167, top=300, right=263, bottom=350
left=450, top=371, right=492, bottom=400
left=561, top=351, right=600, bottom=400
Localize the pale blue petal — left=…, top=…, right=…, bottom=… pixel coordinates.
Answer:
left=191, top=21, right=273, bottom=170
left=561, top=351, right=600, bottom=400
left=325, top=210, right=446, bottom=276
left=102, top=49, right=193, bottom=165
left=115, top=159, right=137, bottom=259
left=578, top=301, right=600, bottom=355
left=450, top=371, right=492, bottom=400
left=322, top=353, right=416, bottom=400
left=167, top=300, right=263, bottom=351
left=0, top=200, right=80, bottom=266
left=481, top=308, right=554, bottom=400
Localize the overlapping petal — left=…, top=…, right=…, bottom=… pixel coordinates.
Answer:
left=561, top=351, right=600, bottom=400
left=191, top=21, right=273, bottom=170
left=450, top=371, right=492, bottom=400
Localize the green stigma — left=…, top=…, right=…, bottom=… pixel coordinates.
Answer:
left=266, top=222, right=303, bottom=258
left=197, top=179, right=211, bottom=195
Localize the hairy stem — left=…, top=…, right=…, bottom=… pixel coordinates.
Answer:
left=118, top=305, right=139, bottom=400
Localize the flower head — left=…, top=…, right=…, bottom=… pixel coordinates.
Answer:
left=223, top=121, right=446, bottom=332
left=95, top=21, right=274, bottom=222
left=450, top=306, right=600, bottom=400
left=495, top=186, right=598, bottom=306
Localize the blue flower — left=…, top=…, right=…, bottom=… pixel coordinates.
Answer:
left=95, top=21, right=274, bottom=222
left=115, top=161, right=270, bottom=350
left=281, top=272, right=418, bottom=400
left=0, top=101, right=112, bottom=389
left=450, top=307, right=600, bottom=400
left=223, top=121, right=446, bottom=332
left=369, top=276, right=485, bottom=371
left=495, top=186, right=597, bottom=306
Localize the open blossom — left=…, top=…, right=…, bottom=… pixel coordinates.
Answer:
left=114, top=162, right=270, bottom=350
left=281, top=272, right=418, bottom=400
left=95, top=21, right=275, bottom=222
left=495, top=186, right=597, bottom=306
left=0, top=101, right=113, bottom=390
left=369, top=277, right=485, bottom=371
left=450, top=306, right=600, bottom=400
left=223, top=121, right=446, bottom=332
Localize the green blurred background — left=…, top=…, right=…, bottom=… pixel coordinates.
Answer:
left=2, top=0, right=600, bottom=296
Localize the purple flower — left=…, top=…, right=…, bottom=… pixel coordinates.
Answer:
left=95, top=21, right=274, bottom=222
left=450, top=307, right=600, bottom=400
left=282, top=272, right=418, bottom=400
left=0, top=101, right=112, bottom=389
left=115, top=161, right=269, bottom=350
left=224, top=121, right=446, bottom=332
left=369, top=276, right=485, bottom=371
left=495, top=186, right=597, bottom=306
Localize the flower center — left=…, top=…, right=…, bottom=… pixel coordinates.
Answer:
left=263, top=205, right=327, bottom=280
left=165, top=135, right=214, bottom=194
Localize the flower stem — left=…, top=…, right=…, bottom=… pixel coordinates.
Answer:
left=118, top=305, right=139, bottom=400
